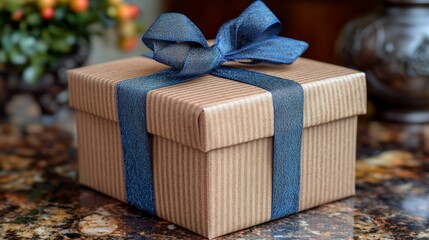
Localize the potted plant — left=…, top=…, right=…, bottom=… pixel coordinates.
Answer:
left=0, top=0, right=143, bottom=116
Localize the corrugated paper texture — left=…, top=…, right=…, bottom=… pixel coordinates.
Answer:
left=76, top=111, right=357, bottom=238
left=68, top=57, right=366, bottom=152
left=69, top=57, right=366, bottom=238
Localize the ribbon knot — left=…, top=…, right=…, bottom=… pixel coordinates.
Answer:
left=171, top=43, right=224, bottom=76
left=142, top=0, right=308, bottom=77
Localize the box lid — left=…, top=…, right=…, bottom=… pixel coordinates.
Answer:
left=68, top=57, right=366, bottom=152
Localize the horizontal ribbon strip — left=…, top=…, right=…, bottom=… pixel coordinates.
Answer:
left=116, top=0, right=308, bottom=219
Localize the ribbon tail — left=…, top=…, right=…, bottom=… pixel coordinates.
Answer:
left=211, top=66, right=304, bottom=219
left=116, top=69, right=197, bottom=214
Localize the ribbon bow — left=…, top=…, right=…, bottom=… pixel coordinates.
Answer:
left=143, top=0, right=308, bottom=76
left=117, top=0, right=308, bottom=221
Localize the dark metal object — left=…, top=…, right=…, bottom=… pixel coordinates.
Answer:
left=338, top=0, right=429, bottom=123
left=0, top=40, right=89, bottom=118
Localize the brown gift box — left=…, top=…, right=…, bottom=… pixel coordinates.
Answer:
left=68, top=57, right=366, bottom=239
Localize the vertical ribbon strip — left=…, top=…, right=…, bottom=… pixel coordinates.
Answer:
left=117, top=69, right=198, bottom=214
left=211, top=66, right=304, bottom=219
left=116, top=0, right=308, bottom=219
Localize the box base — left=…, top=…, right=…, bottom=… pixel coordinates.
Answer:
left=76, top=111, right=356, bottom=238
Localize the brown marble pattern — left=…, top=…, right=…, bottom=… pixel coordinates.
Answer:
left=1, top=119, right=429, bottom=239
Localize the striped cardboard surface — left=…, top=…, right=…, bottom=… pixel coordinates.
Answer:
left=68, top=57, right=366, bottom=152
left=70, top=57, right=365, bottom=238
left=76, top=111, right=357, bottom=238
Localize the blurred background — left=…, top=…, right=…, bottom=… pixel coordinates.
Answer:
left=1, top=0, right=429, bottom=126
left=3, top=2, right=429, bottom=239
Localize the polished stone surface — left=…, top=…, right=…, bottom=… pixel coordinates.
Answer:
left=1, top=118, right=429, bottom=239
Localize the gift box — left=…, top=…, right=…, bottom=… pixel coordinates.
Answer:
left=68, top=56, right=366, bottom=238
left=68, top=1, right=366, bottom=238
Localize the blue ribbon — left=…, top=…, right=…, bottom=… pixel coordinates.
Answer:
left=117, top=0, right=308, bottom=220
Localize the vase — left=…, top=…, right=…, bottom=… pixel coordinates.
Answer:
left=0, top=38, right=89, bottom=118
left=337, top=0, right=429, bottom=123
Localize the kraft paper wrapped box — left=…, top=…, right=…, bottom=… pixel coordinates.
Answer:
left=68, top=56, right=366, bottom=238
left=68, top=1, right=365, bottom=238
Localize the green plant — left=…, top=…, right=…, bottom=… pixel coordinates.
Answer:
left=0, top=0, right=142, bottom=84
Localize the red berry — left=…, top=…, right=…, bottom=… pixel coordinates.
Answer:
left=128, top=4, right=139, bottom=19
left=120, top=37, right=139, bottom=51
left=117, top=4, right=139, bottom=21
left=12, top=9, right=24, bottom=21
left=70, top=0, right=89, bottom=13
left=41, top=7, right=55, bottom=20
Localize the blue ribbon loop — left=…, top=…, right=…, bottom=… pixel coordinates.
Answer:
left=117, top=0, right=308, bottom=220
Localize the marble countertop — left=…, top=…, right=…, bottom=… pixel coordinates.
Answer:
left=1, top=118, right=429, bottom=239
